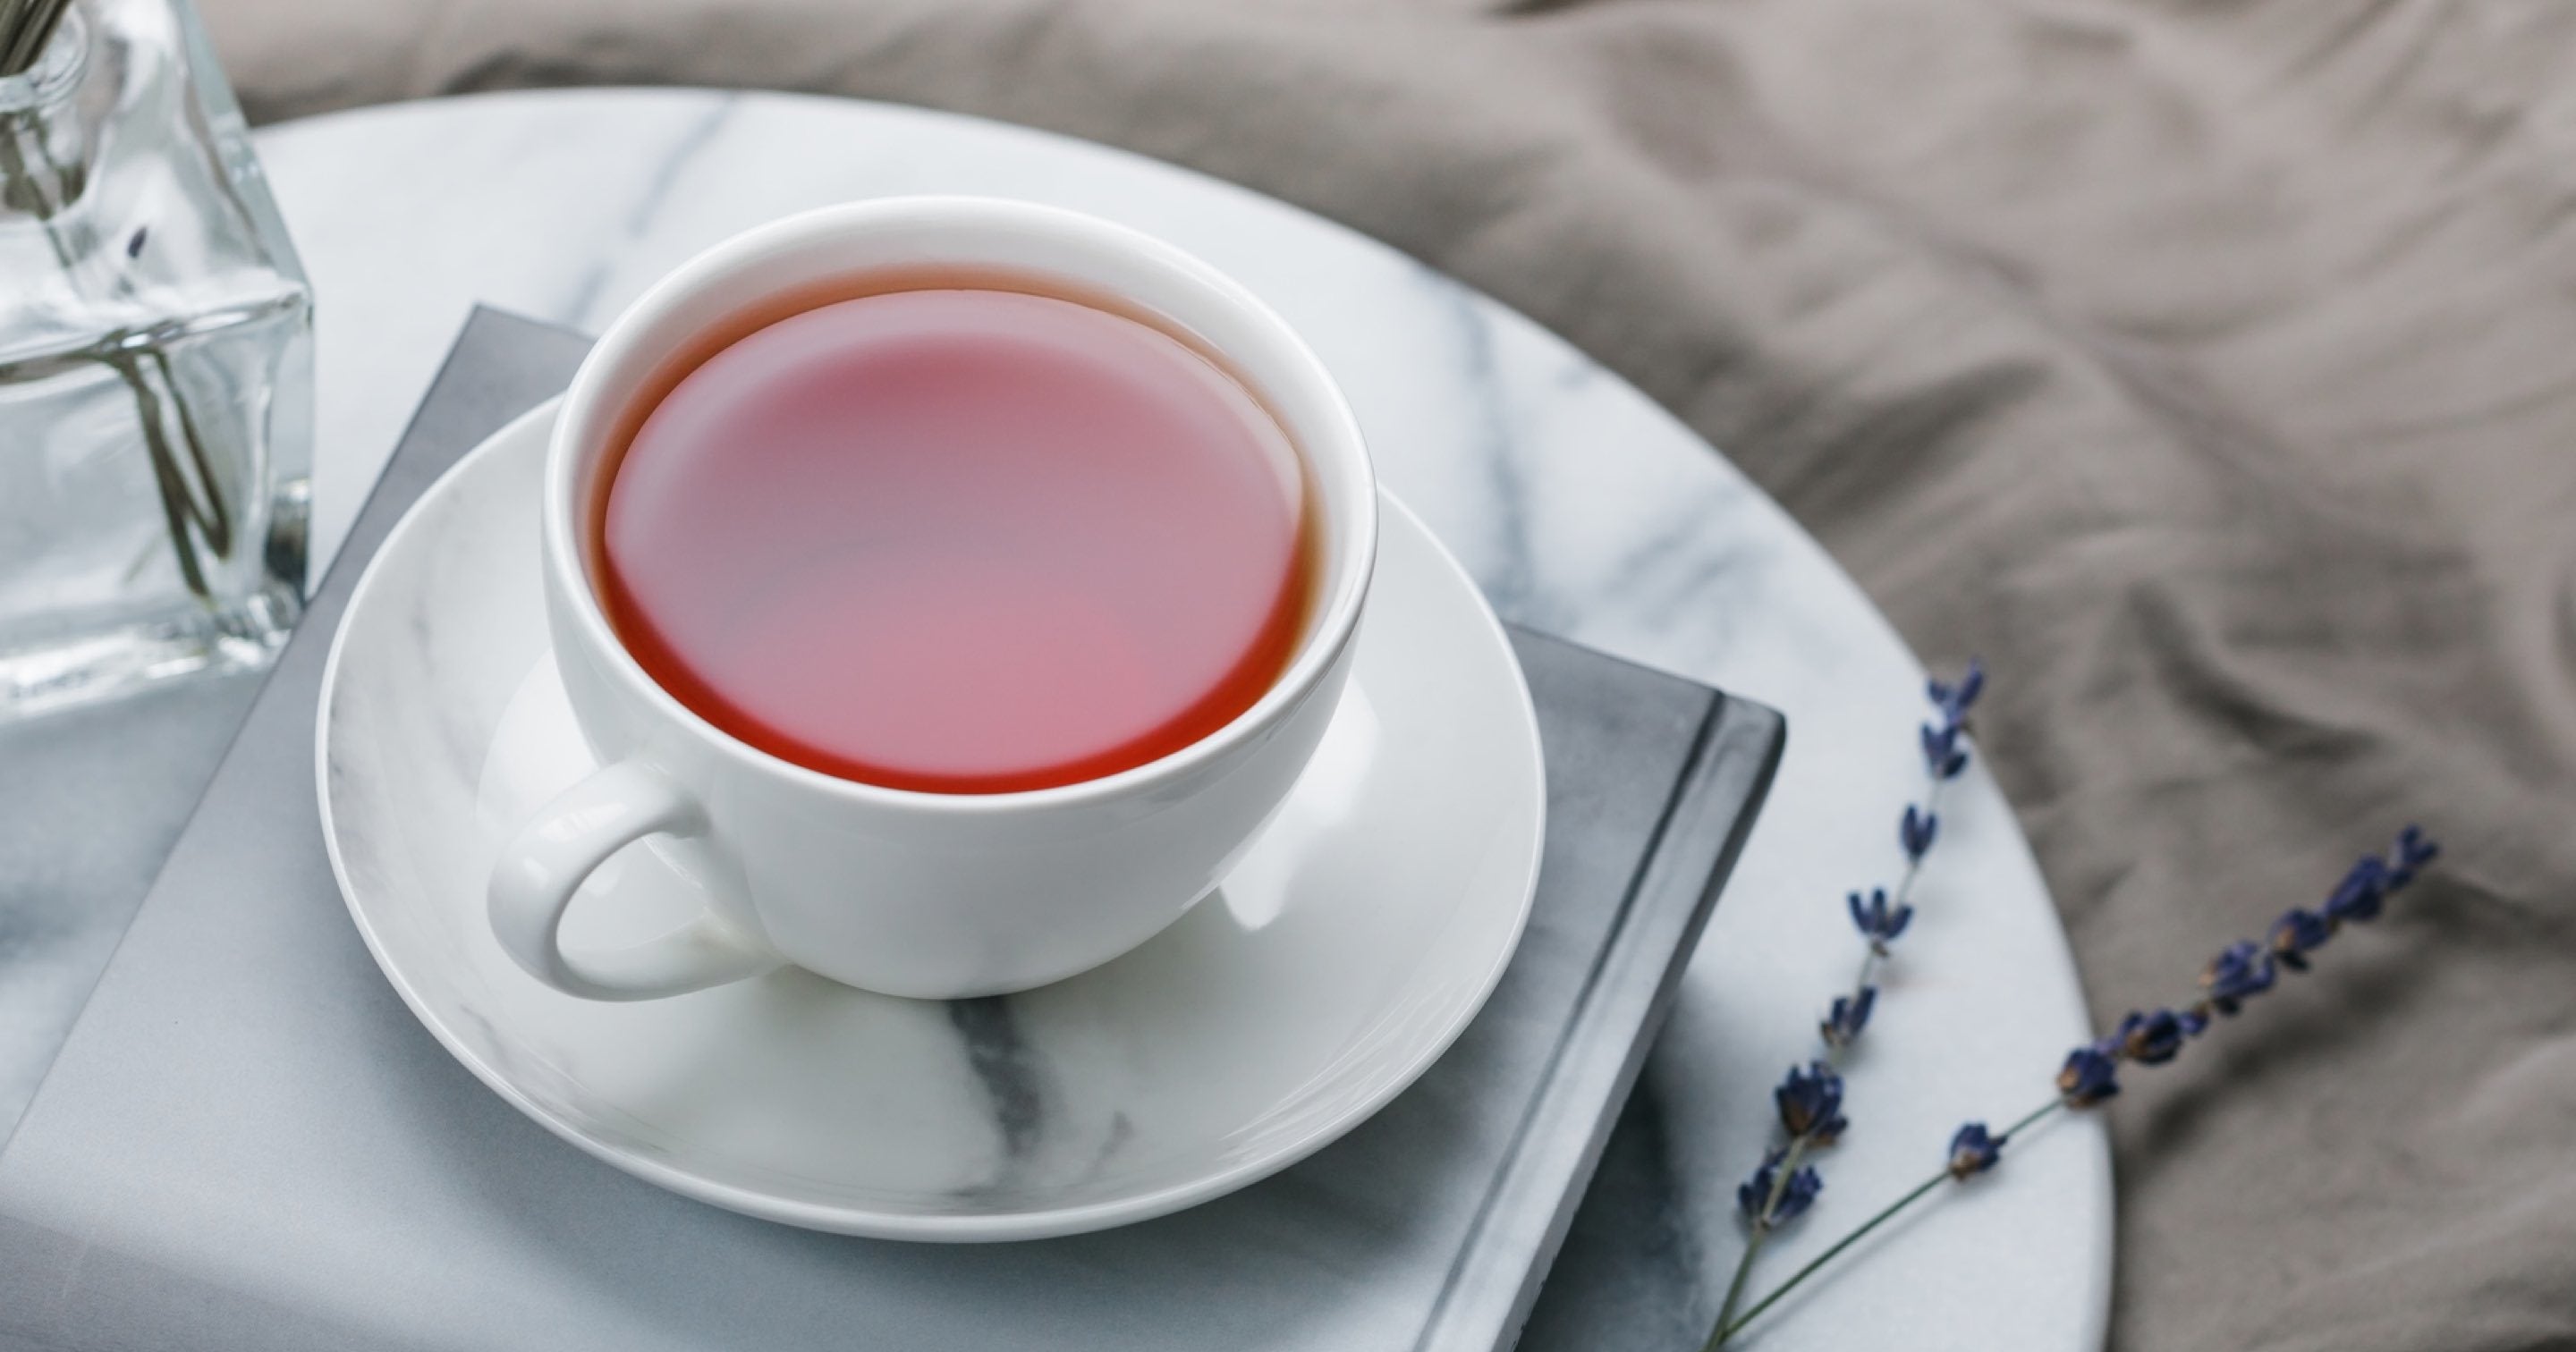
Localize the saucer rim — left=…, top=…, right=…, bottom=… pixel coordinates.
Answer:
left=313, top=396, right=1546, bottom=1241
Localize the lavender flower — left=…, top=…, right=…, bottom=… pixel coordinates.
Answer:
left=1737, top=1150, right=1824, bottom=1229
left=2388, top=825, right=2439, bottom=885
left=2267, top=907, right=2333, bottom=971
left=1847, top=888, right=1914, bottom=951
left=2056, top=1046, right=2121, bottom=1106
left=2199, top=940, right=2276, bottom=1015
left=1821, top=986, right=1878, bottom=1049
left=1919, top=660, right=1982, bottom=781
left=2322, top=856, right=2391, bottom=925
left=1775, top=1062, right=1849, bottom=1144
left=2318, top=825, right=2437, bottom=927
left=2112, top=1009, right=2191, bottom=1065
left=1945, top=1123, right=2003, bottom=1180
left=1925, top=662, right=1984, bottom=724
left=1900, top=804, right=1939, bottom=862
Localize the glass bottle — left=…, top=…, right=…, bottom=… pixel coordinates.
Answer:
left=0, top=0, right=311, bottom=718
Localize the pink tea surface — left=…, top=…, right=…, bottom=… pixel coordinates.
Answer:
left=599, top=288, right=1309, bottom=793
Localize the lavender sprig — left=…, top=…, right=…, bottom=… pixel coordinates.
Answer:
left=1707, top=664, right=1983, bottom=1347
left=1708, top=825, right=2440, bottom=1346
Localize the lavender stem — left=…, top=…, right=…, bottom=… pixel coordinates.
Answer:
left=1714, top=1099, right=2062, bottom=1346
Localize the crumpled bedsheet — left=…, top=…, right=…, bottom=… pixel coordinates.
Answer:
left=202, top=2, right=2576, bottom=1347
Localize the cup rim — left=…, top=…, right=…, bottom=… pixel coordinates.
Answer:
left=544, top=195, right=1378, bottom=813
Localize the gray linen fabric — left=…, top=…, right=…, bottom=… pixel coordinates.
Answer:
left=196, top=2, right=2576, bottom=1348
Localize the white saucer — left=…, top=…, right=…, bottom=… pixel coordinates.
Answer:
left=314, top=399, right=1544, bottom=1242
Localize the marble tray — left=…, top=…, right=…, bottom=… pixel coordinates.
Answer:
left=0, top=87, right=2115, bottom=1350
left=0, top=309, right=1784, bottom=1352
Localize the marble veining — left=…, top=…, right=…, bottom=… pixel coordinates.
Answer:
left=0, top=89, right=2112, bottom=1350
left=948, top=998, right=1047, bottom=1176
left=1436, top=281, right=1545, bottom=624
left=557, top=97, right=744, bottom=323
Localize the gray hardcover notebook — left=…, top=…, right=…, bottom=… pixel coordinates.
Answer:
left=0, top=309, right=1782, bottom=1352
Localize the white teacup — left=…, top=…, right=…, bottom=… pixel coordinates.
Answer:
left=487, top=198, right=1377, bottom=1001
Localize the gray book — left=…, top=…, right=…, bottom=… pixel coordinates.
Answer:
left=0, top=309, right=1782, bottom=1352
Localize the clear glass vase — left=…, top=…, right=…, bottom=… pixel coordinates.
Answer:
left=0, top=0, right=311, bottom=719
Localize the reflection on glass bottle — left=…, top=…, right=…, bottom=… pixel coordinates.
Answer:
left=0, top=0, right=311, bottom=718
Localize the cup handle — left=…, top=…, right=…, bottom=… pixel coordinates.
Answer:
left=487, top=758, right=783, bottom=1001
